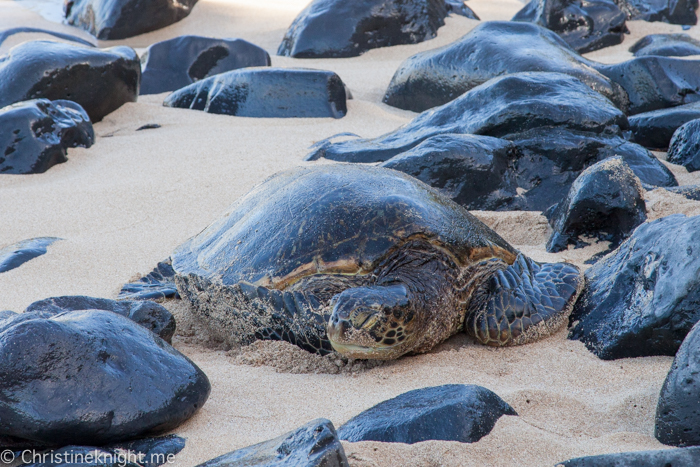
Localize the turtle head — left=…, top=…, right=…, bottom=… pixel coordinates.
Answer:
left=327, top=284, right=418, bottom=360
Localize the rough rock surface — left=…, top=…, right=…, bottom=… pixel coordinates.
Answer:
left=545, top=157, right=646, bottom=253
left=556, top=447, right=700, bottom=466
left=277, top=0, right=478, bottom=59
left=25, top=296, right=176, bottom=343
left=668, top=118, right=700, bottom=172
left=65, top=0, right=199, bottom=40
left=382, top=21, right=625, bottom=113
left=614, top=0, right=698, bottom=25
left=630, top=33, right=700, bottom=57
left=0, top=310, right=210, bottom=446
left=630, top=101, right=700, bottom=149
left=164, top=67, right=347, bottom=119
left=569, top=214, right=700, bottom=359
left=140, top=36, right=271, bottom=95
left=0, top=41, right=140, bottom=122
left=195, top=419, right=348, bottom=467
left=512, top=0, right=628, bottom=53
left=0, top=99, right=94, bottom=174
left=595, top=56, right=700, bottom=115
left=656, top=321, right=700, bottom=446
left=119, top=259, right=180, bottom=301
left=338, top=385, right=517, bottom=444
left=0, top=237, right=61, bottom=273
left=310, top=72, right=627, bottom=163
left=665, top=185, right=700, bottom=201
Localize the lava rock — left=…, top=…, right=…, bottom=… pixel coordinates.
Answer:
left=195, top=419, right=348, bottom=467
left=0, top=27, right=95, bottom=49
left=25, top=296, right=176, bottom=343
left=338, top=385, right=517, bottom=444
left=382, top=21, right=625, bottom=113
left=0, top=41, right=140, bottom=122
left=629, top=101, right=700, bottom=149
left=630, top=33, right=700, bottom=57
left=664, top=185, right=700, bottom=201
left=119, top=259, right=180, bottom=301
left=656, top=321, right=700, bottom=446
left=545, top=157, right=646, bottom=253
left=595, top=56, right=700, bottom=115
left=109, top=435, right=186, bottom=467
left=512, top=0, right=628, bottom=54
left=65, top=0, right=199, bottom=40
left=164, top=67, right=347, bottom=119
left=380, top=134, right=520, bottom=210
left=0, top=310, right=210, bottom=446
left=668, top=119, right=700, bottom=172
left=614, top=0, right=698, bottom=25
left=556, top=447, right=700, bottom=466
left=277, top=0, right=478, bottom=59
left=140, top=36, right=271, bottom=95
left=0, top=99, right=94, bottom=174
left=309, top=72, right=627, bottom=163
left=0, top=237, right=61, bottom=273
left=569, top=214, right=700, bottom=359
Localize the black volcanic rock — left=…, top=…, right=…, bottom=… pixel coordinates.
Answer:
left=630, top=33, right=700, bottom=57
left=656, top=321, right=700, bottom=446
left=25, top=296, right=176, bottom=343
left=595, top=56, right=700, bottom=115
left=338, top=385, right=517, bottom=444
left=164, top=67, right=347, bottom=118
left=629, top=101, right=700, bottom=149
left=0, top=310, right=210, bottom=446
left=109, top=435, right=186, bottom=467
left=140, top=36, right=271, bottom=95
left=309, top=72, right=627, bottom=163
left=668, top=119, right=700, bottom=172
left=277, top=0, right=478, bottom=59
left=664, top=185, right=700, bottom=201
left=569, top=214, right=700, bottom=359
left=65, top=0, right=199, bottom=40
left=513, top=0, right=628, bottom=54
left=0, top=99, right=94, bottom=174
left=0, top=41, right=140, bottom=122
left=196, top=419, right=348, bottom=467
left=614, top=0, right=698, bottom=25
left=0, top=237, right=61, bottom=273
left=545, top=157, right=646, bottom=253
left=556, top=447, right=700, bottom=466
left=119, top=259, right=180, bottom=301
left=382, top=21, right=625, bottom=113
left=0, top=27, right=95, bottom=49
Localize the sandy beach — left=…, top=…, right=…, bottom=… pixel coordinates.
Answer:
left=3, top=0, right=700, bottom=465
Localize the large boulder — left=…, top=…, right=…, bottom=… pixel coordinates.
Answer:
left=25, top=296, right=176, bottom=343
left=556, top=447, right=700, bottom=466
left=0, top=310, right=210, bottom=446
left=629, top=101, right=700, bottom=149
left=0, top=237, right=61, bottom=273
left=0, top=99, right=94, bottom=174
left=309, top=72, right=627, bottom=163
left=64, top=0, right=199, bottom=40
left=0, top=41, right=140, bottom=122
left=195, top=419, right=348, bottom=467
left=668, top=119, right=700, bottom=172
left=164, top=68, right=347, bottom=119
left=512, top=0, right=628, bottom=54
left=614, top=0, right=698, bottom=25
left=382, top=21, right=625, bottom=113
left=140, top=36, right=271, bottom=95
left=569, top=214, right=700, bottom=359
left=630, top=33, right=700, bottom=57
left=277, top=0, right=478, bottom=59
left=656, top=321, right=700, bottom=446
left=338, top=385, right=517, bottom=444
left=595, top=56, right=700, bottom=115
left=545, top=157, right=646, bottom=253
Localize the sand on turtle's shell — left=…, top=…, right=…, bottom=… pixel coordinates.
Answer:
left=3, top=0, right=700, bottom=465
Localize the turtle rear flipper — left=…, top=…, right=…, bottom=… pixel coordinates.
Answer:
left=465, top=254, right=582, bottom=346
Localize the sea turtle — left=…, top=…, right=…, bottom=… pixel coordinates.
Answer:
left=173, top=165, right=582, bottom=360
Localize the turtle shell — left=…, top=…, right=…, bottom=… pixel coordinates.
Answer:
left=172, top=165, right=517, bottom=289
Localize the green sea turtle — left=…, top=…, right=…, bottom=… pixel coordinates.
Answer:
left=173, top=164, right=582, bottom=360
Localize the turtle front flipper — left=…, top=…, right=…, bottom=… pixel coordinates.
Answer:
left=465, top=254, right=583, bottom=346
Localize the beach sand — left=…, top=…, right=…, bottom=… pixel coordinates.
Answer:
left=3, top=0, right=700, bottom=465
